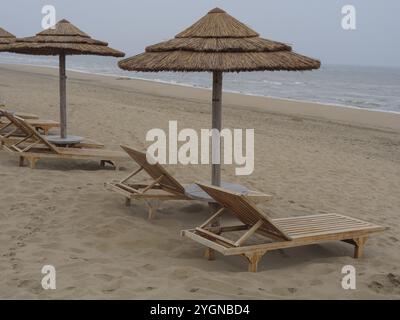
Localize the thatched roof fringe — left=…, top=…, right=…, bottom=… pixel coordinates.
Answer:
left=119, top=51, right=321, bottom=72
left=16, top=35, right=108, bottom=46
left=8, top=43, right=124, bottom=57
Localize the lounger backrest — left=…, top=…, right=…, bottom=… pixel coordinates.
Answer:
left=0, top=109, right=60, bottom=154
left=120, top=145, right=185, bottom=194
left=197, top=183, right=291, bottom=241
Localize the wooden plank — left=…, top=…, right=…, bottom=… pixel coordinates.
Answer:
left=225, top=227, right=385, bottom=256
left=107, top=183, right=189, bottom=201
left=278, top=219, right=371, bottom=231
left=200, top=207, right=225, bottom=228
left=120, top=167, right=143, bottom=184
left=234, top=220, right=262, bottom=246
left=182, top=229, right=229, bottom=254
left=195, top=227, right=237, bottom=247
left=141, top=175, right=164, bottom=194
left=287, top=225, right=383, bottom=238
left=281, top=222, right=373, bottom=234
left=276, top=218, right=370, bottom=229
left=274, top=213, right=338, bottom=221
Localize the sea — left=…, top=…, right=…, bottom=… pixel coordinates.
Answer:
left=1, top=53, right=399, bottom=114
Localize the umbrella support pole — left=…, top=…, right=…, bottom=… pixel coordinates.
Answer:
left=211, top=71, right=223, bottom=187
left=59, top=53, right=67, bottom=139
left=210, top=71, right=223, bottom=221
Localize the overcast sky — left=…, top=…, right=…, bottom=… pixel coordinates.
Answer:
left=1, top=0, right=399, bottom=67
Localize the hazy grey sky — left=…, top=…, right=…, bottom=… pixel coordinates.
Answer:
left=1, top=0, right=399, bottom=67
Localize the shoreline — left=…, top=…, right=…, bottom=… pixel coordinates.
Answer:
left=1, top=62, right=400, bottom=133
left=2, top=60, right=400, bottom=115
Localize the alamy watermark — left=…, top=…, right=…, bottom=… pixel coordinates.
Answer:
left=341, top=5, right=356, bottom=30
left=146, top=121, right=255, bottom=176
left=341, top=265, right=356, bottom=290
left=41, top=265, right=56, bottom=290
left=41, top=5, right=56, bottom=30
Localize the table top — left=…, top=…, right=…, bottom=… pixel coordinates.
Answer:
left=184, top=182, right=249, bottom=202
left=46, top=135, right=84, bottom=146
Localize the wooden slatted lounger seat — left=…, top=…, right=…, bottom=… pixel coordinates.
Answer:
left=0, top=110, right=127, bottom=169
left=181, top=183, right=387, bottom=272
left=107, top=145, right=272, bottom=219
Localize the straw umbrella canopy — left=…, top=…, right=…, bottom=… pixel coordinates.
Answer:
left=0, top=28, right=16, bottom=105
left=119, top=7, right=321, bottom=186
left=0, top=27, right=16, bottom=50
left=5, top=19, right=125, bottom=139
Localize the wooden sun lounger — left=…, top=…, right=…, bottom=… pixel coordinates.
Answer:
left=0, top=108, right=104, bottom=149
left=1, top=136, right=105, bottom=150
left=107, top=145, right=272, bottom=219
left=181, top=183, right=387, bottom=272
left=0, top=110, right=127, bottom=169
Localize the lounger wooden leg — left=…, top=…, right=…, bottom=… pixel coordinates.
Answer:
left=353, top=237, right=368, bottom=259
left=204, top=248, right=215, bottom=261
left=27, top=157, right=38, bottom=169
left=145, top=200, right=161, bottom=220
left=343, top=237, right=368, bottom=259
left=19, top=156, right=25, bottom=167
left=244, top=251, right=266, bottom=273
left=125, top=198, right=131, bottom=207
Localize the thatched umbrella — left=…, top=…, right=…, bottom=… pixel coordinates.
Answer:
left=5, top=19, right=125, bottom=139
left=0, top=27, right=16, bottom=104
left=119, top=7, right=320, bottom=186
left=0, top=27, right=16, bottom=50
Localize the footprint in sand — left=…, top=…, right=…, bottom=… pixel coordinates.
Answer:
left=94, top=274, right=115, bottom=282
left=271, top=287, right=298, bottom=296
left=368, top=273, right=400, bottom=295
left=169, top=269, right=190, bottom=280
left=142, top=264, right=157, bottom=271
left=310, top=279, right=323, bottom=286
left=287, top=288, right=298, bottom=294
left=17, top=279, right=42, bottom=294
left=368, top=281, right=384, bottom=293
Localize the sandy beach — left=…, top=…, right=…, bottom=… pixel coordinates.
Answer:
left=0, top=63, right=399, bottom=299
